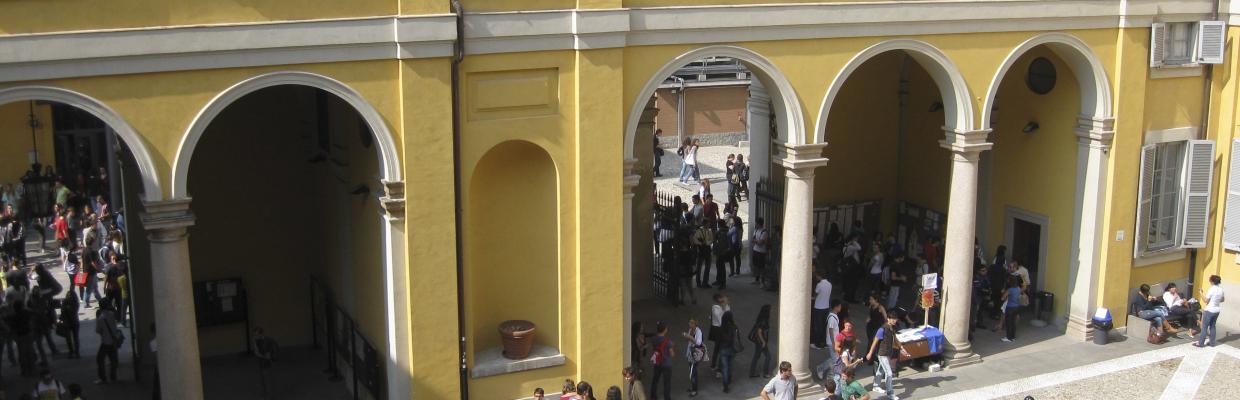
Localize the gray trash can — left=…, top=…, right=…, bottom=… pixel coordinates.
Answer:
left=1091, top=317, right=1113, bottom=345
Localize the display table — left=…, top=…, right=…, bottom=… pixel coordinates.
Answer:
left=895, top=326, right=944, bottom=362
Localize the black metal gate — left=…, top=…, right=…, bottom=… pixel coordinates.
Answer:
left=651, top=191, right=681, bottom=303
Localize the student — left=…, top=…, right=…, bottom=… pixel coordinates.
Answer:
left=831, top=337, right=862, bottom=398
left=1196, top=275, right=1225, bottom=348
left=533, top=387, right=545, bottom=400
left=811, top=270, right=833, bottom=349
left=32, top=369, right=66, bottom=399
left=648, top=322, right=674, bottom=400
left=1000, top=275, right=1021, bottom=342
left=814, top=300, right=842, bottom=381
left=748, top=305, right=773, bottom=378
left=709, top=294, right=730, bottom=370
left=681, top=318, right=704, bottom=397
left=759, top=361, right=798, bottom=400
left=865, top=313, right=901, bottom=400
left=576, top=382, right=596, bottom=400
left=838, top=368, right=869, bottom=400
left=561, top=379, right=577, bottom=400
left=94, top=304, right=121, bottom=384
left=821, top=380, right=842, bottom=400
left=605, top=386, right=621, bottom=400
left=716, top=312, right=739, bottom=393
left=622, top=366, right=648, bottom=400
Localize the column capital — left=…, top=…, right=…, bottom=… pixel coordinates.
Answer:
left=940, top=128, right=993, bottom=157
left=1075, top=115, right=1115, bottom=149
left=622, top=158, right=641, bottom=197
left=142, top=198, right=195, bottom=242
left=775, top=143, right=830, bottom=177
left=379, top=180, right=406, bottom=221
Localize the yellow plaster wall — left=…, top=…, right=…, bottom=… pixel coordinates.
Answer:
left=399, top=58, right=463, bottom=400
left=983, top=47, right=1081, bottom=319
left=895, top=57, right=952, bottom=217
left=0, top=60, right=404, bottom=199
left=0, top=101, right=54, bottom=184
left=0, top=0, right=397, bottom=35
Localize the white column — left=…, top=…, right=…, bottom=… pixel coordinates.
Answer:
left=775, top=143, right=829, bottom=386
left=379, top=181, right=411, bottom=400
left=939, top=129, right=991, bottom=368
left=622, top=159, right=641, bottom=369
left=1066, top=116, right=1114, bottom=339
left=141, top=199, right=204, bottom=400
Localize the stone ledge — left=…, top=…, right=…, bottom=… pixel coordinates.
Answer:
left=471, top=345, right=565, bottom=379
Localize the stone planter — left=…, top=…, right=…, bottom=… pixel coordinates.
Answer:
left=499, top=320, right=537, bottom=360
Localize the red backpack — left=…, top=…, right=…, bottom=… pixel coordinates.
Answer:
left=650, top=337, right=669, bottom=365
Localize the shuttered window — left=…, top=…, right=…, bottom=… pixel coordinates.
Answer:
left=1223, top=140, right=1240, bottom=252
left=1197, top=21, right=1227, bottom=64
left=1151, top=21, right=1228, bottom=67
left=1166, top=22, right=1194, bottom=64
left=1136, top=139, right=1217, bottom=256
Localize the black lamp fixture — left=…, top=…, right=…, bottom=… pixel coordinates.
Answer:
left=928, top=101, right=944, bottom=112
left=1022, top=121, right=1040, bottom=133
left=350, top=184, right=371, bottom=196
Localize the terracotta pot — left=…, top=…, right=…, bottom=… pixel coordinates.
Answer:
left=499, top=320, right=537, bottom=360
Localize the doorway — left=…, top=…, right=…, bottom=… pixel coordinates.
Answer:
left=1004, top=207, right=1049, bottom=292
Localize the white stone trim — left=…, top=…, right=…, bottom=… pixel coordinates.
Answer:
left=1144, top=126, right=1198, bottom=144
left=0, top=86, right=164, bottom=201
left=981, top=32, right=1114, bottom=131
left=172, top=70, right=401, bottom=199
left=623, top=45, right=806, bottom=159
left=1133, top=248, right=1188, bottom=267
left=0, top=0, right=1225, bottom=83
left=818, top=39, right=976, bottom=137
left=1150, top=64, right=1206, bottom=79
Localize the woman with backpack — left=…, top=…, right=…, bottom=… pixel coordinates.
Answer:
left=748, top=304, right=772, bottom=378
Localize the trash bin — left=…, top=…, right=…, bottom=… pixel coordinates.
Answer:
left=1091, top=307, right=1114, bottom=345
left=1039, top=291, right=1054, bottom=314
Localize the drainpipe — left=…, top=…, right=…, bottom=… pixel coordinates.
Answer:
left=450, top=0, right=469, bottom=398
left=1188, top=0, right=1221, bottom=300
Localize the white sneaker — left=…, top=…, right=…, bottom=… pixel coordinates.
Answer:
left=1000, top=337, right=1012, bottom=343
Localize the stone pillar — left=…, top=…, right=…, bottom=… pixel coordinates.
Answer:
left=939, top=129, right=991, bottom=368
left=747, top=81, right=772, bottom=222
left=622, top=159, right=641, bottom=370
left=1066, top=116, right=1114, bottom=340
left=141, top=199, right=204, bottom=400
left=379, top=181, right=411, bottom=400
left=774, top=143, right=829, bottom=386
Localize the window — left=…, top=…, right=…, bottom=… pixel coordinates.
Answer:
left=1136, top=138, right=1215, bottom=257
left=1145, top=141, right=1185, bottom=251
left=1165, top=22, right=1194, bottom=65
left=1151, top=21, right=1227, bottom=68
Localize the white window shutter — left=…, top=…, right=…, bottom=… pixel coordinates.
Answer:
left=1224, top=139, right=1240, bottom=251
left=1180, top=140, right=1215, bottom=248
left=1151, top=22, right=1167, bottom=67
left=1197, top=21, right=1226, bottom=64
left=1136, top=144, right=1157, bottom=257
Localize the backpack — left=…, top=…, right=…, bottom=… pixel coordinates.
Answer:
left=1147, top=325, right=1167, bottom=344
left=650, top=337, right=669, bottom=365
left=737, top=164, right=749, bottom=182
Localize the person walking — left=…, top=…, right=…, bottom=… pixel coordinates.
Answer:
left=688, top=139, right=702, bottom=182
left=831, top=336, right=863, bottom=398
left=1195, top=275, right=1225, bottom=348
left=708, top=294, right=730, bottom=371
left=58, top=295, right=80, bottom=359
left=681, top=318, right=704, bottom=397
left=678, top=139, right=699, bottom=184
left=747, top=304, right=772, bottom=378
left=648, top=322, right=673, bottom=400
left=691, top=222, right=713, bottom=289
left=254, top=327, right=278, bottom=398
left=94, top=304, right=122, bottom=384
left=814, top=300, right=842, bottom=381
left=716, top=311, right=740, bottom=393
left=734, top=154, right=749, bottom=200
left=759, top=361, right=798, bottom=400
left=1000, top=275, right=1021, bottom=342
left=865, top=313, right=901, bottom=400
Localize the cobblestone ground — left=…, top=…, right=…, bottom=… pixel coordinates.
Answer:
left=653, top=143, right=752, bottom=226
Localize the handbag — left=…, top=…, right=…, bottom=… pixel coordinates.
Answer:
left=732, top=328, right=745, bottom=353
left=689, top=345, right=709, bottom=363
left=1147, top=325, right=1167, bottom=344
left=1019, top=293, right=1030, bottom=307
left=73, top=272, right=87, bottom=288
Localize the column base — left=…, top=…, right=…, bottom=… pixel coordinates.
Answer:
left=793, top=371, right=815, bottom=390
left=943, top=349, right=982, bottom=369
left=1065, top=314, right=1095, bottom=341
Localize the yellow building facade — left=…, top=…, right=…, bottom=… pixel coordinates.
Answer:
left=5, top=1, right=1240, bottom=399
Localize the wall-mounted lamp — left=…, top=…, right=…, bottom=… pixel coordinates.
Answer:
left=350, top=184, right=371, bottom=196
left=1022, top=121, right=1040, bottom=133
left=928, top=101, right=943, bottom=112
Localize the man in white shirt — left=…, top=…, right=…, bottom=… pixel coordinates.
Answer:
left=811, top=270, right=833, bottom=349
left=760, top=361, right=798, bottom=400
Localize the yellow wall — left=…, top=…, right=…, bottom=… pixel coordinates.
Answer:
left=0, top=101, right=54, bottom=185
left=984, top=47, right=1081, bottom=319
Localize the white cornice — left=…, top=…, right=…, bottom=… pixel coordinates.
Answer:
left=0, top=0, right=1225, bottom=83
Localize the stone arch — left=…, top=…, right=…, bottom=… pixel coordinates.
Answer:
left=981, top=32, right=1113, bottom=129
left=623, top=44, right=808, bottom=158
left=0, top=86, right=164, bottom=201
left=817, top=39, right=976, bottom=138
left=172, top=70, right=401, bottom=199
